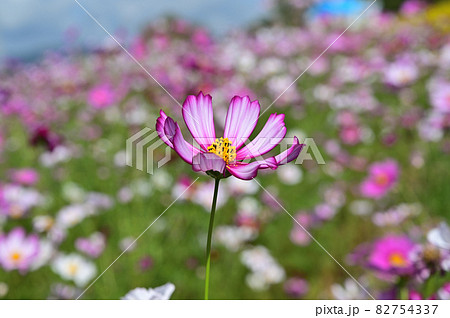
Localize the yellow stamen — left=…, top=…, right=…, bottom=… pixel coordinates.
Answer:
left=374, top=173, right=389, bottom=186
left=389, top=253, right=407, bottom=267
left=207, top=137, right=236, bottom=164
left=68, top=263, right=79, bottom=275
left=10, top=252, right=22, bottom=262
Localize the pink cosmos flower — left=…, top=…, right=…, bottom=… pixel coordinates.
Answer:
left=156, top=92, right=303, bottom=180
left=88, top=83, right=116, bottom=109
left=368, top=235, right=417, bottom=275
left=75, top=232, right=106, bottom=258
left=360, top=159, right=399, bottom=199
left=430, top=82, right=450, bottom=113
left=10, top=168, right=39, bottom=186
left=0, top=227, right=40, bottom=273
left=384, top=60, right=419, bottom=87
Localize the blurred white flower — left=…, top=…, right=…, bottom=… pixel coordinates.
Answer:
left=33, top=215, right=54, bottom=232
left=225, top=177, right=258, bottom=195
left=40, top=146, right=72, bottom=167
left=55, top=204, right=88, bottom=229
left=241, top=246, right=285, bottom=291
left=30, top=239, right=54, bottom=271
left=277, top=164, right=303, bottom=185
left=428, top=222, right=450, bottom=250
left=384, top=60, right=419, bottom=87
left=121, top=283, right=175, bottom=300
left=119, top=237, right=137, bottom=252
left=151, top=170, right=173, bottom=190
left=51, top=253, right=96, bottom=287
left=331, top=278, right=368, bottom=300
left=237, top=196, right=260, bottom=216
left=215, top=226, right=256, bottom=252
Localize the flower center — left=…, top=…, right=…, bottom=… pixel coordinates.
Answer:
left=207, top=137, right=236, bottom=164
left=374, top=173, right=389, bottom=186
left=10, top=252, right=22, bottom=262
left=68, top=263, right=79, bottom=275
left=389, top=252, right=407, bottom=267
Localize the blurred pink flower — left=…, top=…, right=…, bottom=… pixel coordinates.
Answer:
left=0, top=227, right=40, bottom=273
left=284, top=277, right=309, bottom=298
left=430, top=82, right=450, bottom=113
left=75, top=232, right=105, bottom=258
left=368, top=235, right=416, bottom=275
left=360, top=160, right=399, bottom=199
left=400, top=0, right=427, bottom=16
left=11, top=168, right=39, bottom=186
left=384, top=59, right=419, bottom=87
left=156, top=92, right=303, bottom=180
left=88, top=84, right=116, bottom=109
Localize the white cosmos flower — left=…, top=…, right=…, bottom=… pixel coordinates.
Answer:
left=331, top=278, right=369, bottom=300
left=428, top=222, right=450, bottom=250
left=51, top=253, right=96, bottom=287
left=121, top=283, right=175, bottom=300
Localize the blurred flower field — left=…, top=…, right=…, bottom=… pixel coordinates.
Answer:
left=0, top=0, right=450, bottom=299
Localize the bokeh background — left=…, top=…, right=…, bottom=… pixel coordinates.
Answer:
left=1, top=0, right=450, bottom=300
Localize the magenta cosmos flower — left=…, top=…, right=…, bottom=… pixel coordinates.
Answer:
left=360, top=159, right=399, bottom=199
left=88, top=83, right=116, bottom=109
left=368, top=235, right=417, bottom=276
left=0, top=227, right=40, bottom=273
left=156, top=92, right=303, bottom=180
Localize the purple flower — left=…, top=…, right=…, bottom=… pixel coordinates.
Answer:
left=75, top=232, right=106, bottom=258
left=0, top=227, right=40, bottom=273
left=156, top=92, right=303, bottom=180
left=368, top=235, right=417, bottom=276
left=284, top=277, right=309, bottom=298
left=360, top=160, right=399, bottom=199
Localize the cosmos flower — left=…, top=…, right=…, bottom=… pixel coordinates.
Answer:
left=368, top=235, right=417, bottom=275
left=427, top=222, right=450, bottom=250
left=156, top=92, right=303, bottom=180
left=360, top=160, right=399, bottom=199
left=88, top=83, right=116, bottom=109
left=10, top=168, right=39, bottom=186
left=331, top=278, right=369, bottom=300
left=121, top=283, right=175, bottom=300
left=51, top=253, right=97, bottom=287
left=75, top=232, right=106, bottom=258
left=284, top=277, right=309, bottom=298
left=384, top=59, right=419, bottom=87
left=430, top=82, right=450, bottom=113
left=0, top=227, right=40, bottom=273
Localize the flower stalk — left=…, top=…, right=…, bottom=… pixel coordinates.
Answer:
left=204, top=177, right=220, bottom=300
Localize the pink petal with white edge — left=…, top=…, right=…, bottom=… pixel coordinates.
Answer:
left=192, top=152, right=226, bottom=174
left=182, top=92, right=216, bottom=151
left=274, top=137, right=304, bottom=165
left=236, top=113, right=287, bottom=160
left=227, top=157, right=277, bottom=180
left=224, top=96, right=260, bottom=149
left=172, top=126, right=202, bottom=165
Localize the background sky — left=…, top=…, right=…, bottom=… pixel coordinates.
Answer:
left=0, top=0, right=268, bottom=61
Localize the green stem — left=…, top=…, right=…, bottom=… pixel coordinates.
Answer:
left=204, top=178, right=220, bottom=300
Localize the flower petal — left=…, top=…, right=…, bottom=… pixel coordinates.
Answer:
left=156, top=110, right=174, bottom=148
left=236, top=113, right=286, bottom=160
left=192, top=152, right=226, bottom=174
left=182, top=92, right=216, bottom=150
left=273, top=137, right=304, bottom=165
left=227, top=158, right=277, bottom=180
left=172, top=126, right=202, bottom=165
left=223, top=96, right=260, bottom=149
